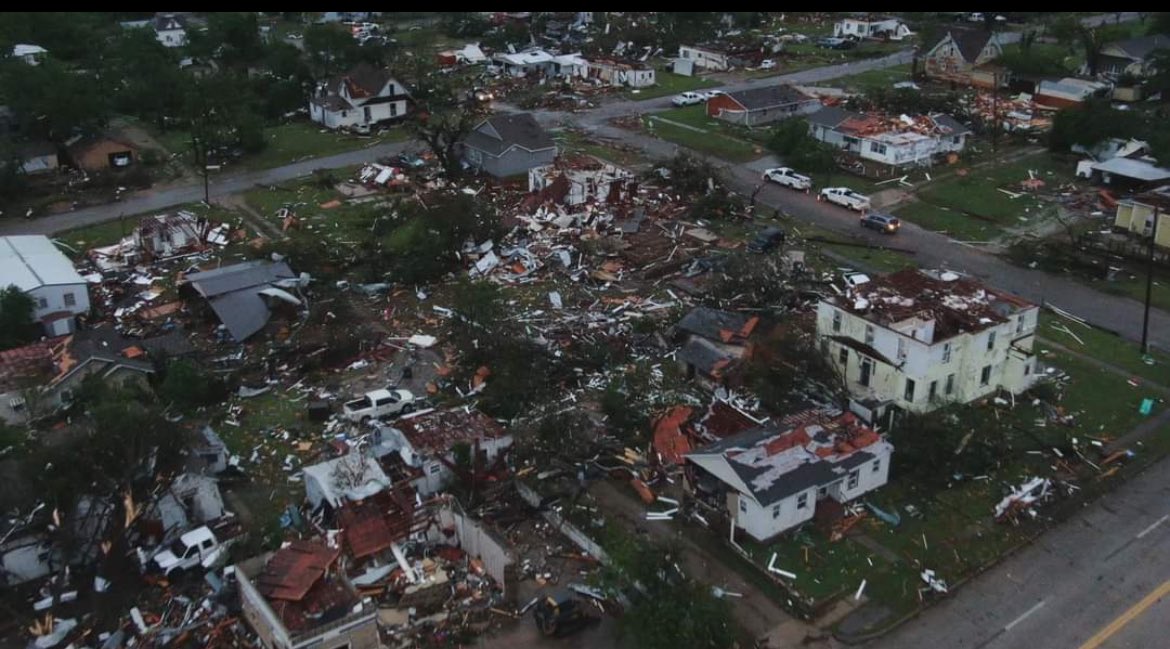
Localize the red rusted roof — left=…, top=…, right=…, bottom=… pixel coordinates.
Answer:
left=256, top=540, right=340, bottom=602
left=396, top=408, right=507, bottom=455
left=652, top=406, right=694, bottom=466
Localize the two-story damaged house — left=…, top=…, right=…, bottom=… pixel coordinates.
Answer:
left=309, top=63, right=410, bottom=131
left=687, top=411, right=893, bottom=541
left=923, top=29, right=1004, bottom=88
left=673, top=307, right=761, bottom=388
left=236, top=539, right=379, bottom=649
left=0, top=235, right=90, bottom=336
left=816, top=269, right=1040, bottom=421
left=807, top=107, right=970, bottom=170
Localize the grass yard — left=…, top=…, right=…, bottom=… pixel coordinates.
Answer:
left=555, top=130, right=650, bottom=168
left=643, top=114, right=763, bottom=163
left=1038, top=312, right=1170, bottom=385
left=57, top=202, right=243, bottom=256
left=1095, top=272, right=1170, bottom=316
left=826, top=64, right=913, bottom=91
left=623, top=71, right=718, bottom=100
left=894, top=201, right=1004, bottom=242
left=788, top=220, right=919, bottom=274
left=243, top=170, right=386, bottom=248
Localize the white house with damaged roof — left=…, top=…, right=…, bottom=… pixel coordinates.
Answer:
left=309, top=63, right=410, bottom=131
left=687, top=410, right=893, bottom=542
left=706, top=85, right=821, bottom=127
left=833, top=17, right=912, bottom=41
left=807, top=107, right=971, bottom=168
left=461, top=113, right=557, bottom=178
left=0, top=235, right=89, bottom=336
left=815, top=269, right=1040, bottom=421
left=1095, top=34, right=1170, bottom=77
left=121, top=13, right=189, bottom=48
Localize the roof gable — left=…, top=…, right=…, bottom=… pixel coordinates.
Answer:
left=463, top=112, right=555, bottom=157
left=932, top=29, right=995, bottom=64
left=725, top=85, right=813, bottom=111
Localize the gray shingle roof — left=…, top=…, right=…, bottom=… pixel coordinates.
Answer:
left=1108, top=34, right=1170, bottom=61
left=943, top=29, right=994, bottom=64
left=726, top=85, right=813, bottom=111
left=806, top=106, right=858, bottom=129
left=186, top=260, right=295, bottom=298
left=676, top=307, right=751, bottom=341
left=462, top=113, right=556, bottom=157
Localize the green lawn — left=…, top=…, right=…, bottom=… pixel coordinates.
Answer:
left=1038, top=312, right=1170, bottom=384
left=624, top=71, right=718, bottom=100
left=916, top=154, right=1074, bottom=223
left=643, top=114, right=763, bottom=163
left=789, top=221, right=918, bottom=274
left=1095, top=272, right=1170, bottom=315
left=826, top=64, right=913, bottom=91
left=555, top=130, right=650, bottom=168
left=893, top=201, right=1003, bottom=242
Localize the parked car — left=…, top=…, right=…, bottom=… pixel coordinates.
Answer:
left=747, top=226, right=786, bottom=253
left=700, top=89, right=726, bottom=100
left=671, top=91, right=706, bottom=106
left=860, top=212, right=901, bottom=233
left=762, top=167, right=812, bottom=191
left=819, top=187, right=872, bottom=211
left=759, top=59, right=777, bottom=70
left=148, top=523, right=241, bottom=578
left=817, top=37, right=856, bottom=50
left=342, top=388, right=417, bottom=423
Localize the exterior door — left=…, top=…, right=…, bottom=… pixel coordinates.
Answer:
left=859, top=358, right=873, bottom=387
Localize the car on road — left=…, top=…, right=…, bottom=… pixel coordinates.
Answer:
left=819, top=187, right=872, bottom=211
left=747, top=226, right=786, bottom=253
left=762, top=167, right=812, bottom=191
left=671, top=91, right=706, bottom=106
left=860, top=212, right=901, bottom=233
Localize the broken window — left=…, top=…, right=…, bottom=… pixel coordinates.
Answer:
left=986, top=331, right=996, bottom=351
left=838, top=346, right=848, bottom=365
left=864, top=325, right=874, bottom=346
left=980, top=365, right=992, bottom=386
left=797, top=493, right=809, bottom=510
left=945, top=373, right=955, bottom=395
left=832, top=310, right=842, bottom=332
left=903, top=378, right=916, bottom=402
left=64, top=293, right=76, bottom=307
left=363, top=106, right=372, bottom=122
left=772, top=503, right=781, bottom=518
left=942, top=342, right=952, bottom=364
left=871, top=459, right=881, bottom=474
left=390, top=102, right=398, bottom=117
left=928, top=380, right=938, bottom=402
left=847, top=469, right=860, bottom=490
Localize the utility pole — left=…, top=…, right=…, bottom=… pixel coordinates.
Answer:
left=991, top=71, right=1000, bottom=153
left=1141, top=206, right=1160, bottom=356
left=192, top=134, right=210, bottom=205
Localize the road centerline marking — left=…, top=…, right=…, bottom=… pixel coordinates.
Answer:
left=1077, top=578, right=1170, bottom=649
left=1004, top=600, right=1046, bottom=632
left=1136, top=514, right=1169, bottom=539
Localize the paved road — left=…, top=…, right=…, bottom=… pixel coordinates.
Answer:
left=0, top=141, right=416, bottom=236
left=865, top=422, right=1170, bottom=649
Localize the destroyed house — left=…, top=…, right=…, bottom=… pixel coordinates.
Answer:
left=707, top=85, right=820, bottom=127
left=687, top=411, right=892, bottom=541
left=923, top=29, right=1004, bottom=87
left=526, top=156, right=636, bottom=207
left=1113, top=185, right=1170, bottom=250
left=303, top=454, right=392, bottom=512
left=807, top=107, right=970, bottom=169
left=372, top=407, right=513, bottom=497
left=309, top=63, right=410, bottom=131
left=816, top=269, right=1039, bottom=418
left=182, top=260, right=302, bottom=342
left=0, top=235, right=90, bottom=336
left=677, top=43, right=763, bottom=71
left=236, top=540, right=379, bottom=649
left=673, top=308, right=760, bottom=388
left=462, top=113, right=557, bottom=179
left=492, top=49, right=556, bottom=77
left=586, top=58, right=656, bottom=88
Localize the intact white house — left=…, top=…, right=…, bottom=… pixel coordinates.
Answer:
left=0, top=236, right=89, bottom=336
left=121, top=13, right=188, bottom=48
left=309, top=63, right=410, bottom=131
left=816, top=269, right=1040, bottom=419
left=807, top=107, right=971, bottom=169
left=687, top=411, right=893, bottom=542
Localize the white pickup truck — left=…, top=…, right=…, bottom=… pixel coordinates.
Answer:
left=342, top=388, right=417, bottom=423
left=148, top=523, right=240, bottom=577
left=818, top=187, right=871, bottom=211
left=762, top=167, right=812, bottom=191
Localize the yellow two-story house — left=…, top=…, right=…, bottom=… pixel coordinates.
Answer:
left=816, top=269, right=1040, bottom=417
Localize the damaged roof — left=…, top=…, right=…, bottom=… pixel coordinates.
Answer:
left=676, top=307, right=759, bottom=344
left=255, top=540, right=341, bottom=602
left=679, top=337, right=736, bottom=376
left=0, top=235, right=85, bottom=291
left=828, top=269, right=1035, bottom=343
left=687, top=411, right=891, bottom=506
left=393, top=407, right=508, bottom=455
left=185, top=260, right=298, bottom=341
left=462, top=113, right=556, bottom=157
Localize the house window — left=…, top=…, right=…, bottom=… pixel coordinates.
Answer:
left=9, top=396, right=26, bottom=412
left=871, top=459, right=881, bottom=474
left=1016, top=315, right=1026, bottom=334
left=980, top=365, right=992, bottom=386
left=897, top=338, right=907, bottom=361
left=832, top=310, right=842, bottom=332
left=987, top=331, right=996, bottom=351
left=797, top=493, right=809, bottom=510
left=904, top=378, right=916, bottom=402
left=1025, top=363, right=1031, bottom=376
left=864, top=325, right=874, bottom=346
left=772, top=503, right=781, bottom=518
left=847, top=469, right=860, bottom=490
left=428, top=464, right=442, bottom=475
left=838, top=346, right=848, bottom=365
left=859, top=358, right=873, bottom=387
left=387, top=83, right=395, bottom=95
left=390, top=102, right=398, bottom=117
left=363, top=106, right=372, bottom=122
left=952, top=135, right=961, bottom=144
left=64, top=293, right=76, bottom=307
left=870, top=142, right=888, bottom=155
left=942, top=342, right=952, bottom=364
left=739, top=499, right=747, bottom=514
left=817, top=485, right=828, bottom=499
left=341, top=110, right=348, bottom=118
left=929, top=380, right=938, bottom=402
left=37, top=297, right=48, bottom=309
left=945, top=373, right=955, bottom=395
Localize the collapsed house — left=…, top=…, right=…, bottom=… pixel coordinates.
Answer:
left=526, top=156, right=637, bottom=207
left=586, top=58, right=656, bottom=88
left=807, top=107, right=971, bottom=169
left=303, top=453, right=393, bottom=513
left=816, top=269, right=1040, bottom=421
left=672, top=307, right=761, bottom=388
left=181, top=260, right=307, bottom=342
left=88, top=211, right=229, bottom=271
left=686, top=410, right=893, bottom=542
